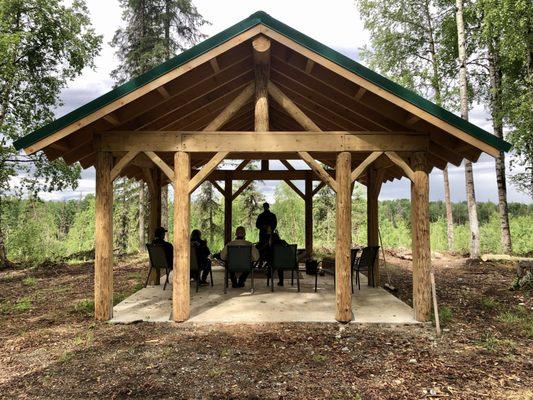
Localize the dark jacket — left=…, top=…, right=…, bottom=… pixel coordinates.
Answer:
left=256, top=210, right=277, bottom=233
left=191, top=238, right=211, bottom=267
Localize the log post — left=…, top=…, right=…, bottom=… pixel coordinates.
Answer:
left=147, top=169, right=162, bottom=285
left=173, top=151, right=191, bottom=322
left=305, top=172, right=313, bottom=259
left=366, top=167, right=381, bottom=286
left=335, top=151, right=352, bottom=323
left=411, top=152, right=431, bottom=321
left=253, top=35, right=270, bottom=132
left=224, top=173, right=232, bottom=244
left=94, top=150, right=113, bottom=321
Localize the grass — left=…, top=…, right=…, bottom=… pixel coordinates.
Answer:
left=480, top=297, right=500, bottom=310
left=312, top=354, right=328, bottom=363
left=497, top=306, right=533, bottom=338
left=14, top=297, right=32, bottom=312
left=432, top=306, right=453, bottom=327
left=22, top=276, right=37, bottom=286
left=475, top=333, right=517, bottom=353
left=74, top=299, right=95, bottom=317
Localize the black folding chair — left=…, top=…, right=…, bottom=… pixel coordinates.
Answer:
left=268, top=244, right=299, bottom=292
left=314, top=248, right=360, bottom=293
left=354, top=246, right=380, bottom=290
left=145, top=243, right=172, bottom=290
left=224, top=245, right=254, bottom=294
left=190, top=244, right=214, bottom=293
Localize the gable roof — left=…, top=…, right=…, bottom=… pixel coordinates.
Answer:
left=13, top=10, right=511, bottom=153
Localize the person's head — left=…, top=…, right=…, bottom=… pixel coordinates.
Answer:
left=155, top=227, right=167, bottom=239
left=235, top=226, right=246, bottom=239
left=263, top=202, right=270, bottom=211
left=191, top=229, right=201, bottom=241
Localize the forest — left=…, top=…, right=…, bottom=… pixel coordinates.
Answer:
left=2, top=175, right=531, bottom=265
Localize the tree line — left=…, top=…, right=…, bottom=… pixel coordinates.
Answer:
left=2, top=180, right=531, bottom=265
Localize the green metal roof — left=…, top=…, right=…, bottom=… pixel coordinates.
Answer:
left=13, top=10, right=511, bottom=152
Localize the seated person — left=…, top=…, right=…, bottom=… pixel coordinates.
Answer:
left=266, top=232, right=289, bottom=286
left=220, top=226, right=259, bottom=288
left=152, top=227, right=173, bottom=267
left=190, top=229, right=212, bottom=285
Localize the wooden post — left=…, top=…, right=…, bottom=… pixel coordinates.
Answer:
left=305, top=173, right=313, bottom=259
left=94, top=150, right=113, bottom=321
left=224, top=174, right=232, bottom=244
left=148, top=169, right=162, bottom=285
left=173, top=151, right=191, bottom=322
left=253, top=35, right=270, bottom=132
left=366, top=167, right=381, bottom=286
left=411, top=152, right=431, bottom=322
left=335, top=151, right=352, bottom=323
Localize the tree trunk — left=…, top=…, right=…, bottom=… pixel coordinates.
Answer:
left=488, top=41, right=512, bottom=254
left=139, top=182, right=146, bottom=250
left=456, top=0, right=480, bottom=259
left=443, top=166, right=454, bottom=249
left=0, top=223, right=9, bottom=269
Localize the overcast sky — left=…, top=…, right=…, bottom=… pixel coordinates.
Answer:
left=45, top=0, right=531, bottom=203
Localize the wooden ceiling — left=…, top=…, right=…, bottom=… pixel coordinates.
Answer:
left=38, top=30, right=490, bottom=186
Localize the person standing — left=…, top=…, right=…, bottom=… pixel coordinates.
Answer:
left=256, top=202, right=277, bottom=246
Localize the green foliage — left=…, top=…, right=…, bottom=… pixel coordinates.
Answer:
left=74, top=299, right=95, bottom=317
left=110, top=0, right=208, bottom=85
left=14, top=297, right=31, bottom=312
left=22, top=276, right=37, bottom=287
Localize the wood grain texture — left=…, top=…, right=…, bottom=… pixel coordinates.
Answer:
left=173, top=152, right=191, bottom=322
left=411, top=152, right=431, bottom=321
left=335, top=151, right=352, bottom=323
left=94, top=151, right=113, bottom=321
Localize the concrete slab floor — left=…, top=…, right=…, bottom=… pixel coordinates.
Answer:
left=111, top=266, right=418, bottom=324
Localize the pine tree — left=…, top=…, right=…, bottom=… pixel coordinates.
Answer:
left=196, top=181, right=222, bottom=245
left=110, top=0, right=207, bottom=243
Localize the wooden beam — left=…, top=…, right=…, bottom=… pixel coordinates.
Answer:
left=142, top=167, right=155, bottom=194
left=147, top=169, right=162, bottom=285
left=49, top=142, right=69, bottom=152
left=305, top=59, right=314, bottom=74
left=351, top=151, right=383, bottom=182
left=144, top=151, right=175, bottom=183
left=253, top=35, right=270, bottom=133
left=283, top=180, right=305, bottom=199
left=156, top=86, right=171, bottom=100
left=196, top=169, right=325, bottom=181
left=312, top=181, right=326, bottom=196
left=354, top=87, right=367, bottom=101
left=299, top=151, right=338, bottom=192
left=224, top=175, right=232, bottom=244
left=232, top=179, right=253, bottom=200
left=173, top=152, right=191, bottom=322
left=235, top=159, right=250, bottom=171
left=261, top=160, right=269, bottom=170
left=209, top=57, right=220, bottom=74
left=110, top=150, right=140, bottom=181
left=335, top=151, right=352, bottom=322
left=385, top=151, right=415, bottom=181
left=367, top=167, right=383, bottom=287
left=188, top=151, right=228, bottom=193
left=94, top=150, right=113, bottom=321
left=100, top=131, right=428, bottom=153
left=411, top=152, right=431, bottom=321
left=104, top=114, right=121, bottom=126
left=262, top=27, right=501, bottom=157
left=268, top=82, right=321, bottom=131
left=210, top=180, right=224, bottom=195
left=204, top=83, right=255, bottom=131
left=24, top=26, right=264, bottom=155
left=406, top=114, right=420, bottom=125
left=305, top=174, right=313, bottom=258
left=280, top=159, right=295, bottom=170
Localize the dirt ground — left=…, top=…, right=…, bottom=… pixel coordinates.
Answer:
left=0, top=252, right=531, bottom=399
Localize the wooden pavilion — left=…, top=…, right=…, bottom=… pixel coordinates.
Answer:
left=14, top=11, right=511, bottom=324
